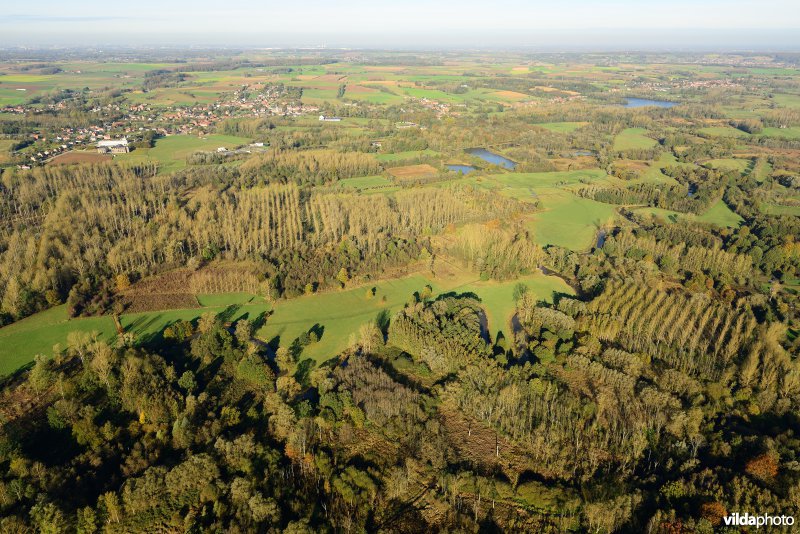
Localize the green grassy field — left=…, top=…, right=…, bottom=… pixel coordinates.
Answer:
left=0, top=88, right=33, bottom=106
left=631, top=206, right=684, bottom=223
left=258, top=275, right=437, bottom=364
left=375, top=149, right=440, bottom=162
left=0, top=306, right=116, bottom=375
left=450, top=169, right=616, bottom=250
left=451, top=274, right=573, bottom=336
left=0, top=296, right=272, bottom=376
left=0, top=267, right=572, bottom=375
left=633, top=199, right=742, bottom=228
left=259, top=270, right=572, bottom=364
left=697, top=126, right=749, bottom=138
left=773, top=94, right=800, bottom=108
left=760, top=127, right=800, bottom=139
left=0, top=139, right=16, bottom=164
left=526, top=191, right=619, bottom=250
left=751, top=159, right=773, bottom=183
left=696, top=199, right=744, bottom=227
left=761, top=203, right=800, bottom=216
left=704, top=158, right=752, bottom=173
left=613, top=128, right=656, bottom=151
left=116, top=134, right=252, bottom=174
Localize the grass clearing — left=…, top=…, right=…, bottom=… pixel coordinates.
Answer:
left=613, top=128, right=656, bottom=151
left=696, top=199, right=744, bottom=227
left=761, top=203, right=800, bottom=216
left=258, top=269, right=572, bottom=365
left=704, top=158, right=752, bottom=173
left=698, top=126, right=750, bottom=138
left=258, top=275, right=437, bottom=364
left=0, top=307, right=116, bottom=376
left=451, top=274, right=573, bottom=336
left=773, top=94, right=800, bottom=109
left=633, top=199, right=743, bottom=228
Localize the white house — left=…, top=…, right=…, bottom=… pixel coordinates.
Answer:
left=96, top=138, right=129, bottom=154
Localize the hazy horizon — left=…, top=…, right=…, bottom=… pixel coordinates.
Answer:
left=2, top=0, right=800, bottom=50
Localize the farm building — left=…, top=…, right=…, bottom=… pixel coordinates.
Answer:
left=96, top=138, right=130, bottom=154
left=319, top=115, right=342, bottom=122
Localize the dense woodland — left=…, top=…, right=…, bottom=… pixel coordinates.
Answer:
left=0, top=50, right=799, bottom=533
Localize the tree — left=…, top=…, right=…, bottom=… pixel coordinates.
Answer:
left=178, top=371, right=197, bottom=393
left=235, top=319, right=253, bottom=346
left=337, top=267, right=349, bottom=287
left=29, top=354, right=54, bottom=393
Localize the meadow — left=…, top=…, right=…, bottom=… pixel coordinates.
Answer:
left=633, top=199, right=743, bottom=228
left=117, top=134, right=252, bottom=173
left=0, top=267, right=573, bottom=374
left=0, top=295, right=271, bottom=376
left=613, top=128, right=657, bottom=151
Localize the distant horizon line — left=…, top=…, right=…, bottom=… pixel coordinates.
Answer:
left=1, top=27, right=799, bottom=52
left=1, top=45, right=800, bottom=54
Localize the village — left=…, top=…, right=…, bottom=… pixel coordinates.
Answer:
left=0, top=81, right=324, bottom=166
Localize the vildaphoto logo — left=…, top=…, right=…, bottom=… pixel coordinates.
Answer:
left=722, top=512, right=794, bottom=529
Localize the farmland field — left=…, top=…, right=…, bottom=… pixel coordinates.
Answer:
left=386, top=163, right=439, bottom=181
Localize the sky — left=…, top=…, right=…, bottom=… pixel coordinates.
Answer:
left=1, top=0, right=799, bottom=49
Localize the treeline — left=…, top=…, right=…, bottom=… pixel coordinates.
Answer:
left=238, top=149, right=381, bottom=185
left=578, top=181, right=720, bottom=214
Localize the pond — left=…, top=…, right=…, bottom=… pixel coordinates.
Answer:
left=687, top=183, right=698, bottom=197
left=467, top=148, right=516, bottom=169
left=596, top=229, right=607, bottom=248
left=446, top=164, right=477, bottom=174
left=624, top=98, right=678, bottom=108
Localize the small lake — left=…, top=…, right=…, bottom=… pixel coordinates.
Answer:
left=447, top=164, right=477, bottom=174
left=624, top=98, right=678, bottom=109
left=467, top=148, right=516, bottom=169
